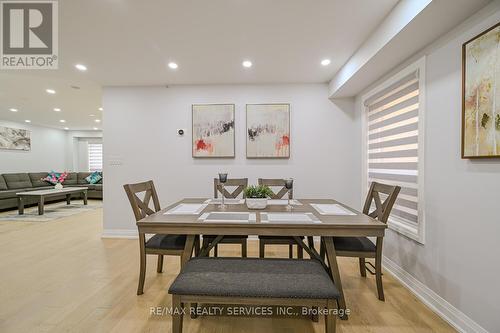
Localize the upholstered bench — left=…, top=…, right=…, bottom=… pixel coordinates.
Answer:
left=168, top=257, right=340, bottom=333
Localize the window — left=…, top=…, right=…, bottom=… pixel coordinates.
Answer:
left=88, top=142, right=103, bottom=172
left=362, top=57, right=425, bottom=244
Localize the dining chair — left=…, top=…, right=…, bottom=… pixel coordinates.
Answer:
left=331, top=181, right=400, bottom=301
left=124, top=180, right=198, bottom=295
left=202, top=178, right=249, bottom=257
left=258, top=178, right=303, bottom=259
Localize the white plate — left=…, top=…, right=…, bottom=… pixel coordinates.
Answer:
left=164, top=203, right=207, bottom=215
left=267, top=199, right=302, bottom=206
left=261, top=212, right=321, bottom=224
left=198, top=212, right=256, bottom=223
left=310, top=203, right=356, bottom=216
left=204, top=198, right=244, bottom=205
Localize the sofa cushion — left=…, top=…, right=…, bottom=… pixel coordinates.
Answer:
left=0, top=189, right=21, bottom=199
left=3, top=173, right=32, bottom=189
left=64, top=172, right=78, bottom=185
left=168, top=258, right=340, bottom=299
left=0, top=175, right=7, bottom=191
left=29, top=172, right=50, bottom=187
left=77, top=172, right=92, bottom=185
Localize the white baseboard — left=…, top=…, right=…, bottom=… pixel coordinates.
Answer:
left=101, top=229, right=138, bottom=239
left=383, top=256, right=488, bottom=333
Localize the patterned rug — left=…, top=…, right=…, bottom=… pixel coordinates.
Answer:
left=0, top=201, right=102, bottom=222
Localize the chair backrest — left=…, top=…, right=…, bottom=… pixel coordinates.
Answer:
left=258, top=178, right=293, bottom=199
left=362, top=182, right=400, bottom=223
left=213, top=178, right=248, bottom=198
left=123, top=180, right=161, bottom=221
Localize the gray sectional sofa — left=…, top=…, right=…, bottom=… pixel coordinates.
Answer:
left=0, top=172, right=102, bottom=211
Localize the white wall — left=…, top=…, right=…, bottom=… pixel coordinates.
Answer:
left=355, top=2, right=500, bottom=332
left=102, top=84, right=361, bottom=235
left=0, top=120, right=67, bottom=173
left=64, top=130, right=103, bottom=172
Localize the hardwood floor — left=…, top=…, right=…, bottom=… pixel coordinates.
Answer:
left=0, top=207, right=455, bottom=333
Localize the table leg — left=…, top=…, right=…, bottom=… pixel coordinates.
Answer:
left=66, top=194, right=71, bottom=205
left=181, top=236, right=196, bottom=269
left=18, top=197, right=24, bottom=215
left=83, top=190, right=88, bottom=205
left=323, top=237, right=348, bottom=320
left=38, top=196, right=45, bottom=215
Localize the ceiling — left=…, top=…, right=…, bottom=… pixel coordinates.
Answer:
left=0, top=0, right=400, bottom=130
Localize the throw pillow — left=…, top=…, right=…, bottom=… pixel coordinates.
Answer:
left=85, top=171, right=102, bottom=184
left=42, top=171, right=61, bottom=185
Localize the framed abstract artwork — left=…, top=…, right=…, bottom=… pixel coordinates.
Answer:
left=0, top=125, right=31, bottom=151
left=192, top=104, right=235, bottom=158
left=246, top=104, right=290, bottom=158
left=462, top=22, right=500, bottom=158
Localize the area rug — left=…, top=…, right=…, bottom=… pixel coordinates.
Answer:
left=0, top=201, right=102, bottom=222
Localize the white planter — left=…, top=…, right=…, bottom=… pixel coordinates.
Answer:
left=246, top=198, right=268, bottom=210
left=54, top=183, right=63, bottom=190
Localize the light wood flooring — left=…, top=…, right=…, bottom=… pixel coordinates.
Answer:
left=0, top=206, right=455, bottom=332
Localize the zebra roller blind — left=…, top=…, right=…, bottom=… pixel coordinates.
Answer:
left=365, top=70, right=420, bottom=227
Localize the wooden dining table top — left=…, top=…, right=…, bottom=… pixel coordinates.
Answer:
left=138, top=198, right=387, bottom=237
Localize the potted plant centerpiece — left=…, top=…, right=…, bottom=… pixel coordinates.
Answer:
left=244, top=185, right=273, bottom=210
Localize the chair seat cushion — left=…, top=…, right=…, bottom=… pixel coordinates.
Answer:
left=146, top=234, right=186, bottom=250
left=203, top=235, right=248, bottom=242
left=333, top=236, right=376, bottom=252
left=169, top=257, right=339, bottom=299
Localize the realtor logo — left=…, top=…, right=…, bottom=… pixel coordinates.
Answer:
left=1, top=0, right=58, bottom=69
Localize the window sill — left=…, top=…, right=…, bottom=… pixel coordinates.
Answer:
left=387, top=216, right=424, bottom=244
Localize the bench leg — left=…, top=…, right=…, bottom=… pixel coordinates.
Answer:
left=288, top=244, right=293, bottom=258
left=172, top=295, right=184, bottom=333
left=157, top=255, right=163, bottom=273
left=18, top=197, right=24, bottom=215
left=325, top=300, right=337, bottom=333
left=297, top=245, right=303, bottom=259
left=259, top=240, right=265, bottom=258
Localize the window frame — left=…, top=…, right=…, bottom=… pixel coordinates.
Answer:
left=361, top=56, right=426, bottom=244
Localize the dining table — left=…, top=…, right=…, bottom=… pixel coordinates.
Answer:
left=137, top=198, right=387, bottom=319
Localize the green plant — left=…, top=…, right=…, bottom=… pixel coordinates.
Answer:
left=244, top=185, right=273, bottom=199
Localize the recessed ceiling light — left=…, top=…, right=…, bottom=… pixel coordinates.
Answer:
left=95, top=119, right=101, bottom=123
left=46, top=89, right=56, bottom=94
left=24, top=120, right=31, bottom=123
left=321, top=59, right=331, bottom=66
left=53, top=108, right=61, bottom=112
left=168, top=62, right=178, bottom=69
left=9, top=108, right=18, bottom=112
left=98, top=107, right=103, bottom=111
left=242, top=60, right=252, bottom=68
left=93, top=127, right=99, bottom=130
left=59, top=119, right=66, bottom=123
left=64, top=127, right=69, bottom=130
left=89, top=114, right=95, bottom=117
left=75, top=64, right=87, bottom=71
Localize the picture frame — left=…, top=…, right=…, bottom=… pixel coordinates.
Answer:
left=192, top=104, right=235, bottom=158
left=462, top=22, right=500, bottom=158
left=246, top=103, right=290, bottom=159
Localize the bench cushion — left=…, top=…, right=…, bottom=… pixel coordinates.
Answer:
left=3, top=173, right=32, bottom=189
left=333, top=236, right=376, bottom=252
left=169, top=258, right=339, bottom=299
